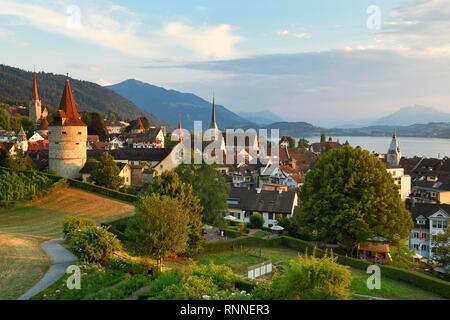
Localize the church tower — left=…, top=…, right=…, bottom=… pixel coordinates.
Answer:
left=29, top=73, right=42, bottom=126
left=210, top=96, right=218, bottom=130
left=16, top=126, right=28, bottom=152
left=48, top=79, right=87, bottom=178
left=386, top=130, right=402, bottom=167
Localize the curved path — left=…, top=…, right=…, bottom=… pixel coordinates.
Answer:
left=18, top=239, right=77, bottom=300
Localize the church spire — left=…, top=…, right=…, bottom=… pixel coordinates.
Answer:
left=32, top=73, right=39, bottom=101
left=211, top=95, right=217, bottom=129
left=178, top=113, right=183, bottom=143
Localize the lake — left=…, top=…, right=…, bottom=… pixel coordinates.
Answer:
left=306, top=136, right=450, bottom=158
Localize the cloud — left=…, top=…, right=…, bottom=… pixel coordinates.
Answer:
left=163, top=22, right=244, bottom=60
left=0, top=0, right=244, bottom=60
left=277, top=30, right=311, bottom=39
left=0, top=27, right=28, bottom=47
left=373, top=0, right=450, bottom=56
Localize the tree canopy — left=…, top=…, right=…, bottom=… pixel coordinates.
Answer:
left=88, top=112, right=108, bottom=141
left=297, top=146, right=413, bottom=252
left=125, top=194, right=190, bottom=266
left=176, top=164, right=229, bottom=226
left=147, top=170, right=204, bottom=255
left=90, top=153, right=124, bottom=190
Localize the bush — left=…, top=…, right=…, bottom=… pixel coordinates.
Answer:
left=272, top=254, right=351, bottom=300
left=249, top=213, right=264, bottom=229
left=63, top=216, right=96, bottom=240
left=68, top=226, right=122, bottom=263
left=107, top=256, right=159, bottom=278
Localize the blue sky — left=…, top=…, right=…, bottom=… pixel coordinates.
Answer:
left=0, top=0, right=449, bottom=126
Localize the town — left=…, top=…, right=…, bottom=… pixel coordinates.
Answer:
left=0, top=72, right=448, bottom=301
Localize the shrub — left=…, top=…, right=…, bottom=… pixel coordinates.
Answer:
left=272, top=254, right=351, bottom=300
left=63, top=216, right=96, bottom=240
left=249, top=213, right=264, bottom=229
left=107, top=256, right=159, bottom=277
left=68, top=226, right=122, bottom=263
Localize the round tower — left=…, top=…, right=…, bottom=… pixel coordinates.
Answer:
left=48, top=79, right=87, bottom=178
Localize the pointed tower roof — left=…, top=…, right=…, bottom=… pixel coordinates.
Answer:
left=18, top=126, right=27, bottom=140
left=388, top=129, right=400, bottom=153
left=32, top=73, right=40, bottom=101
left=54, top=79, right=86, bottom=126
left=211, top=95, right=218, bottom=129
left=178, top=113, right=183, bottom=143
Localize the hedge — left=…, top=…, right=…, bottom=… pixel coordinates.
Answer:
left=204, top=235, right=450, bottom=299
left=66, top=179, right=137, bottom=203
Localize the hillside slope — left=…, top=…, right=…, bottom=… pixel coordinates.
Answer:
left=108, top=79, right=254, bottom=130
left=0, top=65, right=165, bottom=125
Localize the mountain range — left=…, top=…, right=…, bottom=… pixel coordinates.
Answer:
left=369, top=105, right=450, bottom=126
left=236, top=110, right=283, bottom=125
left=108, top=79, right=253, bottom=130
left=0, top=65, right=165, bottom=125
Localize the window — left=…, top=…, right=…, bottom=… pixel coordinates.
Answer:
left=268, top=213, right=274, bottom=220
left=62, top=131, right=67, bottom=134
left=417, top=219, right=426, bottom=225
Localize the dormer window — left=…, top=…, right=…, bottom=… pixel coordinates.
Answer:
left=417, top=219, right=426, bottom=225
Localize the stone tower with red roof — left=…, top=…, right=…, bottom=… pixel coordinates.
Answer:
left=48, top=79, right=87, bottom=178
left=29, top=73, right=42, bottom=126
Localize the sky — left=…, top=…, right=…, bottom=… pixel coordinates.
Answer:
left=0, top=0, right=450, bottom=126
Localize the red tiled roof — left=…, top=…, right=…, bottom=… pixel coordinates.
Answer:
left=88, top=135, right=100, bottom=143
left=28, top=140, right=49, bottom=152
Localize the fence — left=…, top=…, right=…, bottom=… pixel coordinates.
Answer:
left=247, top=260, right=273, bottom=280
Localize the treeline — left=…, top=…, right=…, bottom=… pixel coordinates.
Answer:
left=0, top=168, right=55, bottom=205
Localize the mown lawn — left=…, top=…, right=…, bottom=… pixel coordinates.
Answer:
left=350, top=268, right=445, bottom=300
left=194, top=247, right=446, bottom=300
left=0, top=187, right=135, bottom=300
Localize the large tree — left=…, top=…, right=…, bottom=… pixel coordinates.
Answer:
left=88, top=112, right=108, bottom=140
left=297, top=146, right=412, bottom=253
left=176, top=164, right=229, bottom=226
left=147, top=170, right=204, bottom=255
left=125, top=194, right=190, bottom=267
left=90, top=153, right=124, bottom=190
left=432, top=226, right=450, bottom=269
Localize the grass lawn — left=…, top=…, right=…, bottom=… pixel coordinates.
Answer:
left=350, top=268, right=445, bottom=300
left=0, top=187, right=135, bottom=300
left=193, top=246, right=446, bottom=300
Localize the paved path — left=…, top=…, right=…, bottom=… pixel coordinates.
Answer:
left=18, top=239, right=77, bottom=300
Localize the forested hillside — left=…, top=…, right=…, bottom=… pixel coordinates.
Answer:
left=0, top=65, right=165, bottom=125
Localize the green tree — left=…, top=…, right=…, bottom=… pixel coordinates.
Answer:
left=81, top=111, right=92, bottom=126
left=147, top=171, right=204, bottom=255
left=141, top=117, right=150, bottom=130
left=90, top=153, right=124, bottom=190
left=298, top=138, right=310, bottom=149
left=125, top=194, right=190, bottom=267
left=88, top=112, right=108, bottom=140
left=1, top=149, right=35, bottom=171
left=320, top=133, right=326, bottom=143
left=432, top=227, right=450, bottom=269
left=280, top=136, right=295, bottom=149
left=298, top=146, right=412, bottom=254
left=249, top=213, right=264, bottom=229
left=176, top=164, right=229, bottom=226
left=272, top=254, right=351, bottom=300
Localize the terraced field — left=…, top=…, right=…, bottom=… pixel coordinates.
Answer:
left=0, top=187, right=135, bottom=300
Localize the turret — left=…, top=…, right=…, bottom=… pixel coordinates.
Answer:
left=48, top=78, right=87, bottom=178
